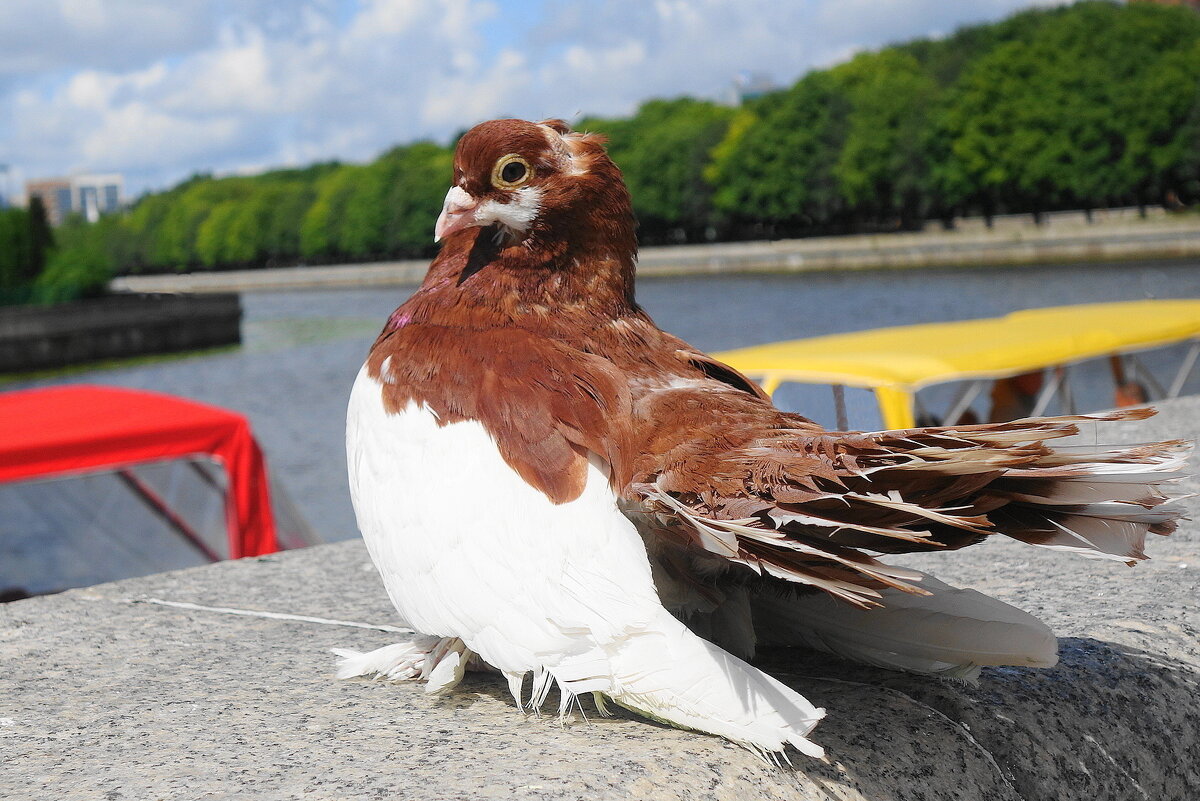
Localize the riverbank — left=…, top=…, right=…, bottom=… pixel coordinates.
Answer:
left=110, top=210, right=1200, bottom=294
left=0, top=292, right=241, bottom=373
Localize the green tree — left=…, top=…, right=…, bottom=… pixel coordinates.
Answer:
left=194, top=200, right=242, bottom=267
left=24, top=197, right=55, bottom=283
left=1109, top=24, right=1200, bottom=207
left=379, top=141, right=454, bottom=256
left=586, top=98, right=735, bottom=241
left=898, top=4, right=1072, bottom=88
left=254, top=181, right=315, bottom=264
left=0, top=208, right=33, bottom=293
left=300, top=166, right=366, bottom=261
left=35, top=216, right=117, bottom=303
left=831, top=50, right=940, bottom=224
left=121, top=191, right=176, bottom=273
left=338, top=167, right=391, bottom=258
left=708, top=72, right=850, bottom=231
left=940, top=1, right=1200, bottom=216
left=151, top=178, right=254, bottom=270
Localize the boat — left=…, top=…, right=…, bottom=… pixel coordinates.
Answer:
left=713, top=299, right=1200, bottom=430
left=0, top=385, right=321, bottom=600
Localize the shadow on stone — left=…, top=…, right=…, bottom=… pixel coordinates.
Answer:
left=370, top=633, right=1199, bottom=800
left=753, top=637, right=1200, bottom=801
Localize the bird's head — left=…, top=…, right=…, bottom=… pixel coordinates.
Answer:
left=434, top=118, right=634, bottom=256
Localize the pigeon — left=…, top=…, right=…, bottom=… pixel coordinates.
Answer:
left=339, top=118, right=1189, bottom=760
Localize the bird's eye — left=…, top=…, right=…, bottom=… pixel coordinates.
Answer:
left=491, top=154, right=531, bottom=189
left=502, top=161, right=526, bottom=183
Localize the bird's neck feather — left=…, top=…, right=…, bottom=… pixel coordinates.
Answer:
left=410, top=190, right=638, bottom=325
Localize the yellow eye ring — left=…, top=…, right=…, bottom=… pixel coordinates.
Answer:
left=491, top=154, right=532, bottom=189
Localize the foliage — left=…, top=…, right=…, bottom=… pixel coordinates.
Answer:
left=33, top=216, right=118, bottom=304
left=939, top=2, right=1200, bottom=214
left=584, top=98, right=735, bottom=241
left=25, top=198, right=54, bottom=283
left=708, top=72, right=850, bottom=230
left=831, top=50, right=939, bottom=223
left=0, top=202, right=62, bottom=303
left=30, top=0, right=1200, bottom=275
left=0, top=208, right=34, bottom=292
left=378, top=141, right=455, bottom=256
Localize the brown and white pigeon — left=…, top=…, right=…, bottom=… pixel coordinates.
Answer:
left=339, top=118, right=1189, bottom=760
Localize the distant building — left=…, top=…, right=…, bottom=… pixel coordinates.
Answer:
left=25, top=173, right=125, bottom=225
left=729, top=72, right=780, bottom=106
left=25, top=179, right=72, bottom=224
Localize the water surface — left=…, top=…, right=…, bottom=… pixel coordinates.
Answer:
left=8, top=260, right=1200, bottom=541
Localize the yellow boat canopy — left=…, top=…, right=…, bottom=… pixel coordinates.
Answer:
left=713, top=299, right=1200, bottom=429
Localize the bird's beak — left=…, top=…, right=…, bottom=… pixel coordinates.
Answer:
left=434, top=186, right=479, bottom=243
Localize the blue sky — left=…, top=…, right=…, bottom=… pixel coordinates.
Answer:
left=0, top=0, right=1068, bottom=199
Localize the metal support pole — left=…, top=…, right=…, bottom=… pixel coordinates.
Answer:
left=1031, top=368, right=1064, bottom=417
left=117, top=468, right=222, bottom=563
left=1127, top=353, right=1166, bottom=399
left=1058, top=366, right=1076, bottom=414
left=1167, top=341, right=1200, bottom=399
left=944, top=380, right=985, bottom=425
left=832, top=384, right=848, bottom=430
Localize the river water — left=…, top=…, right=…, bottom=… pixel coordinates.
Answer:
left=8, top=259, right=1200, bottom=544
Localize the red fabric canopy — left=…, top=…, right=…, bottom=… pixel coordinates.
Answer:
left=0, top=385, right=277, bottom=558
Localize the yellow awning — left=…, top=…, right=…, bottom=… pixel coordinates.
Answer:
left=714, top=299, right=1200, bottom=429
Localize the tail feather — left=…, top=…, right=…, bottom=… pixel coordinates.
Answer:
left=752, top=570, right=1058, bottom=680
left=592, top=610, right=825, bottom=759
left=989, top=438, right=1191, bottom=562
left=994, top=479, right=1174, bottom=506
left=638, top=409, right=1190, bottom=606
left=998, top=512, right=1151, bottom=563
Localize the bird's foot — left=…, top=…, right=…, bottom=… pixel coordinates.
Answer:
left=592, top=692, right=614, bottom=718
left=332, top=635, right=474, bottom=690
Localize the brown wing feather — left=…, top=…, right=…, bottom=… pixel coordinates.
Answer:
left=626, top=378, right=1188, bottom=604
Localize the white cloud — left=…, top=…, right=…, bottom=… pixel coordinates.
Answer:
left=0, top=0, right=1072, bottom=197
left=0, top=0, right=218, bottom=77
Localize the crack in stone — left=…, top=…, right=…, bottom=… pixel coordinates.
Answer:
left=120, top=597, right=412, bottom=633
left=1083, top=733, right=1149, bottom=800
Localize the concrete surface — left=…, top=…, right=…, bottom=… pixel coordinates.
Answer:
left=2, top=398, right=1197, bottom=800
left=110, top=214, right=1200, bottom=294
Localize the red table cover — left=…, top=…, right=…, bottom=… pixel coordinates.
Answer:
left=0, top=385, right=278, bottom=558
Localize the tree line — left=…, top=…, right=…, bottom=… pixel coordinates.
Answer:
left=5, top=0, right=1200, bottom=296
left=0, top=199, right=110, bottom=304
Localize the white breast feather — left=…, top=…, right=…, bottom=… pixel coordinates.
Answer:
left=347, top=366, right=661, bottom=675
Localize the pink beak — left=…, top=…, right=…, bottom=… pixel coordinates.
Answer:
left=434, top=186, right=479, bottom=243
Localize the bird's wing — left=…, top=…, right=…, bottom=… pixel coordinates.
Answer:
left=626, top=375, right=1189, bottom=607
